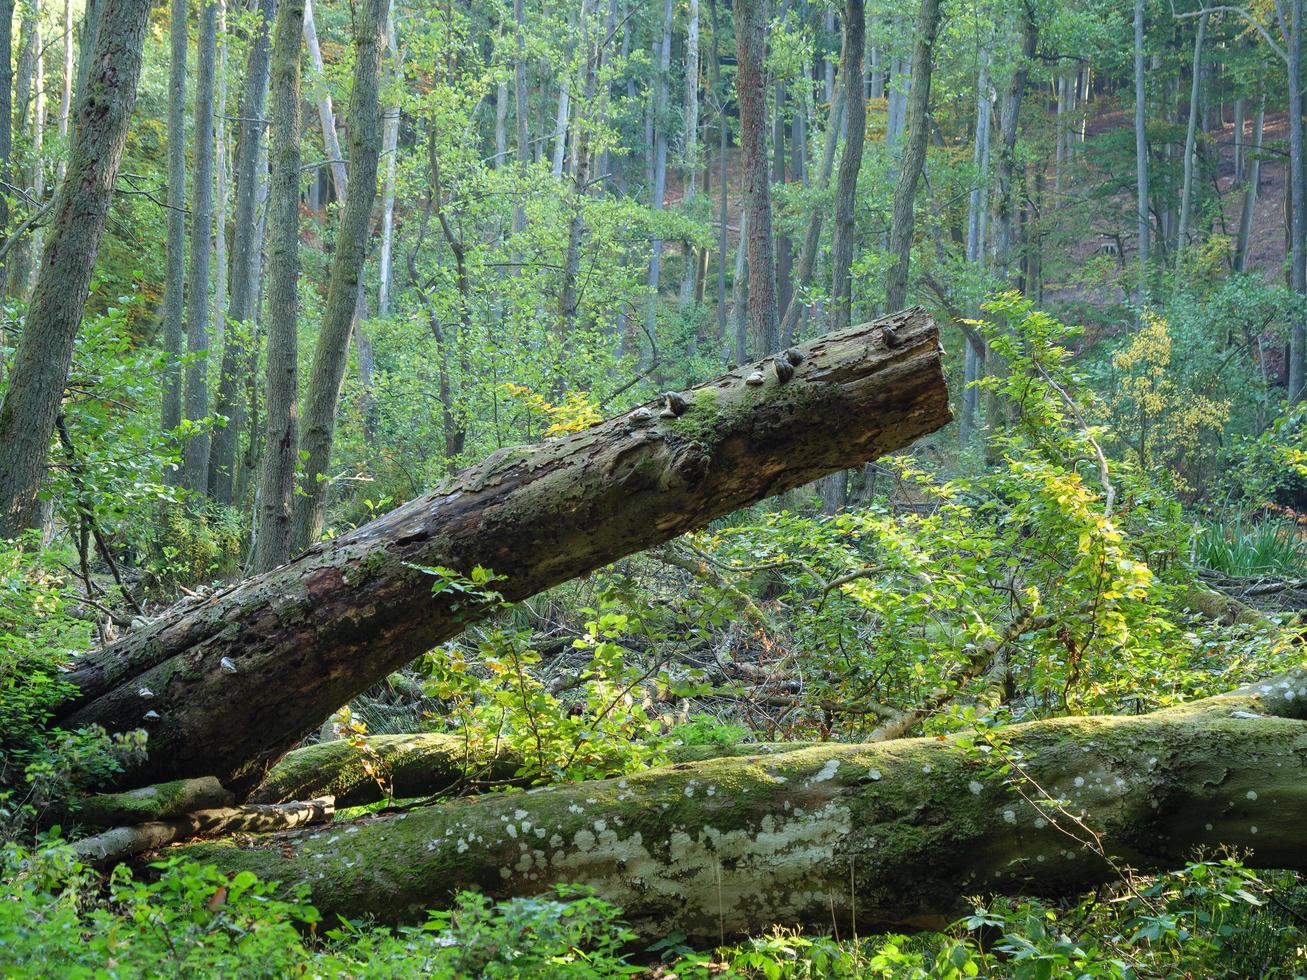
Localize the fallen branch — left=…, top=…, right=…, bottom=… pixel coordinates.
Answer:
left=73, top=797, right=335, bottom=865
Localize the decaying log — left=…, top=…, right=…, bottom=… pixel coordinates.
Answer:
left=73, top=797, right=335, bottom=865
left=250, top=733, right=813, bottom=807
left=55, top=310, right=949, bottom=793
left=75, top=776, right=234, bottom=829
left=176, top=669, right=1307, bottom=942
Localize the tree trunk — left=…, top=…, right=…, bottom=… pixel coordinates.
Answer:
left=58, top=310, right=949, bottom=792
left=290, top=0, right=386, bottom=552
left=303, top=0, right=347, bottom=199
left=182, top=0, right=219, bottom=495
left=1174, top=12, right=1207, bottom=272
left=1235, top=99, right=1265, bottom=275
left=377, top=0, right=400, bottom=317
left=993, top=9, right=1036, bottom=281
left=678, top=0, right=700, bottom=306
left=213, top=0, right=230, bottom=351
left=209, top=0, right=276, bottom=504
left=734, top=0, right=779, bottom=355
left=778, top=52, right=845, bottom=346
left=883, top=0, right=941, bottom=312
left=829, top=0, right=865, bottom=333
left=645, top=0, right=673, bottom=336
left=1290, top=0, right=1306, bottom=403
left=161, top=0, right=187, bottom=454
left=1133, top=0, right=1150, bottom=295
left=0, top=0, right=152, bottom=538
left=511, top=0, right=527, bottom=242
left=252, top=0, right=304, bottom=572
left=174, top=670, right=1307, bottom=942
left=8, top=0, right=38, bottom=297
left=961, top=51, right=992, bottom=448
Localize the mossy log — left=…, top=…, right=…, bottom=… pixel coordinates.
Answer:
left=176, top=670, right=1307, bottom=942
left=250, top=733, right=814, bottom=807
left=75, top=776, right=234, bottom=828
left=74, top=797, right=335, bottom=865
left=55, top=310, right=949, bottom=794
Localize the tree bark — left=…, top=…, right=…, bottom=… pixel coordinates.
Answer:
left=209, top=0, right=276, bottom=504
left=0, top=0, right=153, bottom=538
left=829, top=0, right=865, bottom=333
left=1174, top=12, right=1207, bottom=271
left=290, top=0, right=386, bottom=552
left=1290, top=0, right=1306, bottom=402
left=174, top=670, right=1307, bottom=942
left=252, top=0, right=304, bottom=571
left=645, top=0, right=673, bottom=336
left=1235, top=99, right=1265, bottom=275
left=182, top=0, right=219, bottom=494
left=778, top=52, right=845, bottom=346
left=74, top=797, right=334, bottom=864
left=678, top=0, right=700, bottom=306
left=734, top=0, right=779, bottom=355
left=58, top=310, right=949, bottom=792
left=993, top=8, right=1036, bottom=283
left=161, top=0, right=187, bottom=454
left=883, top=0, right=941, bottom=313
left=250, top=733, right=813, bottom=807
left=1133, top=0, right=1150, bottom=295
left=377, top=0, right=400, bottom=317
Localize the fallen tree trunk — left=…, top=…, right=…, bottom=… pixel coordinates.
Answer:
left=249, top=733, right=813, bottom=807
left=74, top=797, right=335, bottom=865
left=175, top=670, right=1307, bottom=942
left=76, top=777, right=234, bottom=829
left=55, top=310, right=949, bottom=793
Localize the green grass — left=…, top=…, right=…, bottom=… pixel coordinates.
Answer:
left=1194, top=517, right=1307, bottom=578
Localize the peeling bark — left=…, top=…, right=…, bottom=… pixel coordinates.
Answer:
left=175, top=670, right=1307, bottom=942
left=57, top=311, right=949, bottom=792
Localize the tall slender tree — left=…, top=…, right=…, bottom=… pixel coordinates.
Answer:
left=253, top=0, right=305, bottom=571
left=210, top=0, right=277, bottom=504
left=0, top=0, right=154, bottom=537
left=734, top=0, right=779, bottom=354
left=1132, top=0, right=1150, bottom=295
left=830, top=0, right=865, bottom=332
left=1174, top=12, right=1207, bottom=271
left=182, top=0, right=218, bottom=494
left=884, top=0, right=942, bottom=312
left=161, top=0, right=187, bottom=450
left=290, top=0, right=387, bottom=551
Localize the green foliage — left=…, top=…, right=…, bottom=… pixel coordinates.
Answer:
left=0, top=539, right=144, bottom=838
left=1193, top=516, right=1307, bottom=578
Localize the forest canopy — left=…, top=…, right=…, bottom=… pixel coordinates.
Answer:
left=2, top=0, right=1307, bottom=975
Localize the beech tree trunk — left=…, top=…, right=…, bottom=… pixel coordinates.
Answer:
left=883, top=0, right=941, bottom=313
left=252, top=0, right=304, bottom=571
left=160, top=0, right=186, bottom=452
left=174, top=670, right=1307, bottom=942
left=291, top=0, right=386, bottom=552
left=0, top=0, right=153, bottom=537
left=1133, top=0, right=1150, bottom=293
left=829, top=0, right=865, bottom=333
left=209, top=0, right=276, bottom=504
left=182, top=0, right=219, bottom=494
left=57, top=310, right=949, bottom=792
left=734, top=0, right=779, bottom=355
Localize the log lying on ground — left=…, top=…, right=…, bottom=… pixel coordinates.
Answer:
left=55, top=310, right=949, bottom=793
left=176, top=669, right=1307, bottom=942
left=74, top=797, right=335, bottom=865
left=250, top=733, right=813, bottom=806
left=76, top=776, right=234, bottom=829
